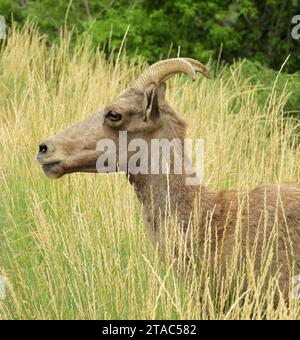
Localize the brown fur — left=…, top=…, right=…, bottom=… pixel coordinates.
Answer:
left=36, top=77, right=300, bottom=298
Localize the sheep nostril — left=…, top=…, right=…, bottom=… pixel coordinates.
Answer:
left=39, top=143, right=48, bottom=154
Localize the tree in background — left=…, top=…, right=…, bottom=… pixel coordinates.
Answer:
left=0, top=0, right=299, bottom=73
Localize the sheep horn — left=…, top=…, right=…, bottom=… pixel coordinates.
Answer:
left=132, top=58, right=210, bottom=92
left=183, top=58, right=211, bottom=79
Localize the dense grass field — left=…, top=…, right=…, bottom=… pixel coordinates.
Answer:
left=1, top=25, right=300, bottom=320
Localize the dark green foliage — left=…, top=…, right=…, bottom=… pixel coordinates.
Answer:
left=0, top=0, right=300, bottom=72
left=241, top=60, right=300, bottom=114
left=0, top=1, right=300, bottom=113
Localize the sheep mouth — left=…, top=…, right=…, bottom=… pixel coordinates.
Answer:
left=42, top=161, right=63, bottom=177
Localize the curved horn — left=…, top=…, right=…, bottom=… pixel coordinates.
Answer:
left=183, top=58, right=211, bottom=79
left=132, top=58, right=210, bottom=92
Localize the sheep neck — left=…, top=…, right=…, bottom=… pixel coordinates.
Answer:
left=128, top=113, right=214, bottom=237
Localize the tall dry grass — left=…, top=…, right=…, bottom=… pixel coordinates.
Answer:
left=0, top=24, right=300, bottom=320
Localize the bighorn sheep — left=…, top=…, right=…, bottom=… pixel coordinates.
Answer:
left=36, top=58, right=300, bottom=298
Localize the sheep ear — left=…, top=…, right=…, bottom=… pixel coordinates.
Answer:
left=157, top=82, right=166, bottom=104
left=143, top=82, right=166, bottom=121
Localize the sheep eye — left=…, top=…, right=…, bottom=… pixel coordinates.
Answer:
left=106, top=111, right=122, bottom=122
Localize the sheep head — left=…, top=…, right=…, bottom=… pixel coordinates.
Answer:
left=36, top=58, right=210, bottom=179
